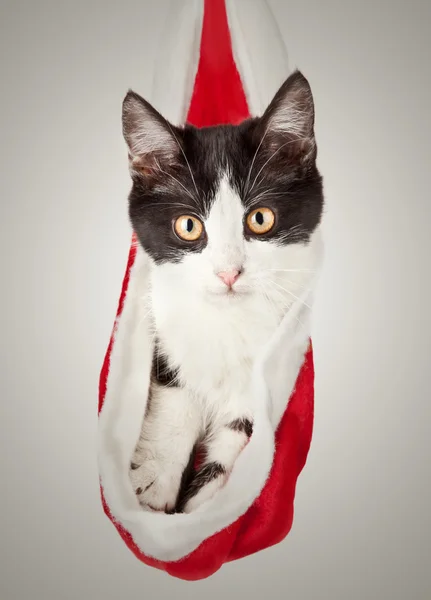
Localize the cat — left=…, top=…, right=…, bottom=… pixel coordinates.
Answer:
left=122, top=70, right=324, bottom=514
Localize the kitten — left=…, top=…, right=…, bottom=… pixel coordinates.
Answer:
left=122, top=70, right=324, bottom=514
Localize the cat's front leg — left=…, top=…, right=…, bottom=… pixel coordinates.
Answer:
left=178, top=407, right=253, bottom=514
left=129, top=385, right=200, bottom=512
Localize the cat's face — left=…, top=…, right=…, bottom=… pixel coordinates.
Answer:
left=122, top=71, right=323, bottom=307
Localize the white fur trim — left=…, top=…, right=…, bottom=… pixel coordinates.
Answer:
left=225, top=0, right=290, bottom=116
left=98, top=0, right=316, bottom=562
left=149, top=0, right=204, bottom=125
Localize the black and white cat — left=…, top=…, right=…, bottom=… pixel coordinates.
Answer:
left=122, top=70, right=324, bottom=514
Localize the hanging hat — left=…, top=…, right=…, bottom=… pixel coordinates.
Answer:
left=98, top=0, right=315, bottom=581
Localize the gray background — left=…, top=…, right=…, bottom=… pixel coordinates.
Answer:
left=1, top=0, right=430, bottom=598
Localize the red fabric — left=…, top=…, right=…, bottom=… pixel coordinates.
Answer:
left=98, top=0, right=315, bottom=581
left=187, top=0, right=249, bottom=127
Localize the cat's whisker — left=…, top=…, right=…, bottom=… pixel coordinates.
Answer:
left=262, top=283, right=307, bottom=325
left=273, top=224, right=309, bottom=245
left=286, top=224, right=305, bottom=233
left=244, top=189, right=281, bottom=209
left=165, top=122, right=200, bottom=201
left=144, top=202, right=199, bottom=213
left=265, top=279, right=313, bottom=310
left=273, top=278, right=313, bottom=292
left=255, top=281, right=306, bottom=330
left=267, top=268, right=316, bottom=273
left=250, top=277, right=310, bottom=294
left=153, top=160, right=197, bottom=204
left=248, top=137, right=308, bottom=195
left=258, top=283, right=286, bottom=313
left=138, top=307, right=154, bottom=325
left=249, top=273, right=313, bottom=292
left=244, top=125, right=271, bottom=198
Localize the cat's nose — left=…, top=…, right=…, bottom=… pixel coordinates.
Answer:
left=217, top=269, right=241, bottom=288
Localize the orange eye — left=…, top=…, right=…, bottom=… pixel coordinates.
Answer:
left=174, top=215, right=204, bottom=241
left=246, top=207, right=275, bottom=235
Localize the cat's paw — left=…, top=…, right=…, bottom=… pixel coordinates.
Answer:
left=181, top=462, right=228, bottom=514
left=130, top=455, right=183, bottom=513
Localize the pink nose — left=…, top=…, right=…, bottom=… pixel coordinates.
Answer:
left=217, top=269, right=241, bottom=288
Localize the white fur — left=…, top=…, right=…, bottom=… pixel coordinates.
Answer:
left=130, top=386, right=201, bottom=512
left=268, top=98, right=312, bottom=138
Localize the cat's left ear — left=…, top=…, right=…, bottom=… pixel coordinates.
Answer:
left=122, top=90, right=181, bottom=178
left=256, top=70, right=316, bottom=165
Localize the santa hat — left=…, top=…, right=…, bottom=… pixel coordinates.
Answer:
left=98, top=0, right=315, bottom=581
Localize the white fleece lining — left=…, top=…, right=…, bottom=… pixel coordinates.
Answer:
left=225, top=0, right=290, bottom=116
left=98, top=0, right=313, bottom=563
left=150, top=0, right=204, bottom=126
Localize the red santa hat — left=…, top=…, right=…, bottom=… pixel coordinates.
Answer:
left=98, top=0, right=315, bottom=581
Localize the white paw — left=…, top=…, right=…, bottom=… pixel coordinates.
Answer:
left=183, top=471, right=228, bottom=514
left=130, top=449, right=183, bottom=512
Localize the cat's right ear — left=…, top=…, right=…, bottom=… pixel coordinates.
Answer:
left=122, top=91, right=181, bottom=178
left=254, top=71, right=317, bottom=167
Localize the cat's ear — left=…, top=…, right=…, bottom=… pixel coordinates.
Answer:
left=256, top=70, right=316, bottom=165
left=122, top=90, right=181, bottom=177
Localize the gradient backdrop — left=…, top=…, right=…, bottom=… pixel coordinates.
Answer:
left=0, top=0, right=430, bottom=598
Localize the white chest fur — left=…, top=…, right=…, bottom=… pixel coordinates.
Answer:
left=150, top=282, right=285, bottom=400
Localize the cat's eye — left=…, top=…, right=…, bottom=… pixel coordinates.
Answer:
left=174, top=215, right=204, bottom=241
left=246, top=207, right=275, bottom=235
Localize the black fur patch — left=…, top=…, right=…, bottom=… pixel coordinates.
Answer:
left=151, top=342, right=180, bottom=387
left=174, top=443, right=199, bottom=513
left=175, top=462, right=226, bottom=513
left=228, top=418, right=253, bottom=438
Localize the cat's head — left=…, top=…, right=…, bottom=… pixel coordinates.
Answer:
left=121, top=71, right=323, bottom=308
